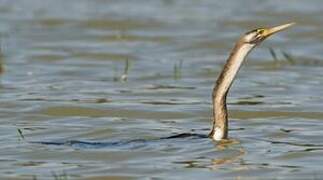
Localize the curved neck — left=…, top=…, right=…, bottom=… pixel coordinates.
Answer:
left=209, top=42, right=255, bottom=140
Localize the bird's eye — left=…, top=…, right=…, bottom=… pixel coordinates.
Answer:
left=257, top=29, right=265, bottom=34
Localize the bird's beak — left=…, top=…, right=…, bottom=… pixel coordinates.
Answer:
left=264, top=22, right=295, bottom=37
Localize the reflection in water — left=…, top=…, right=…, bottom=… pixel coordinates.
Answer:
left=215, top=138, right=240, bottom=151
left=212, top=139, right=245, bottom=167
left=174, top=139, right=246, bottom=169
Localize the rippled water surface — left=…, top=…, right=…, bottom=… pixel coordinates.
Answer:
left=1, top=0, right=323, bottom=179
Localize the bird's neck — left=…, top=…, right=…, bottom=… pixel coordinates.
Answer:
left=210, top=42, right=255, bottom=141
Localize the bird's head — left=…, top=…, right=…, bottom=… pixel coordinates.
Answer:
left=241, top=22, right=295, bottom=45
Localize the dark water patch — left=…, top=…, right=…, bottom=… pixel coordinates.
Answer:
left=290, top=148, right=323, bottom=152
left=14, top=161, right=46, bottom=167
left=144, top=84, right=196, bottom=90
left=230, top=110, right=323, bottom=120
left=242, top=95, right=265, bottom=99
left=77, top=18, right=166, bottom=30
left=141, top=101, right=184, bottom=105
left=141, top=99, right=201, bottom=105
left=280, top=128, right=294, bottom=133
left=97, top=34, right=171, bottom=43
left=240, top=161, right=302, bottom=170
left=19, top=97, right=111, bottom=104
left=161, top=133, right=208, bottom=139
left=71, top=52, right=136, bottom=61
left=39, top=106, right=193, bottom=119
left=231, top=95, right=265, bottom=105
left=31, top=133, right=208, bottom=150
left=30, top=54, right=67, bottom=61
left=33, top=18, right=70, bottom=28
left=231, top=100, right=264, bottom=105
left=173, top=160, right=211, bottom=169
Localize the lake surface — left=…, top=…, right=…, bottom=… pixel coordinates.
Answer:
left=1, top=0, right=323, bottom=179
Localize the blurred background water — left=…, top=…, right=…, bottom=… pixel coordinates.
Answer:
left=1, top=0, right=323, bottom=179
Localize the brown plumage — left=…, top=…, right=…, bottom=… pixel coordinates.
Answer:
left=209, top=23, right=295, bottom=141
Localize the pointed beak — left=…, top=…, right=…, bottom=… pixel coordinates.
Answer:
left=264, top=22, right=295, bottom=37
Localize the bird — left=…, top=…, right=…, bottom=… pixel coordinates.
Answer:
left=209, top=23, right=295, bottom=141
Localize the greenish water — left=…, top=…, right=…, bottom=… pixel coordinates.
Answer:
left=1, top=0, right=323, bottom=179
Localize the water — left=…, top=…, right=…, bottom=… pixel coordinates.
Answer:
left=1, top=0, right=323, bottom=179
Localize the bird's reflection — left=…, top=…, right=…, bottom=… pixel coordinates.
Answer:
left=211, top=138, right=246, bottom=167
left=174, top=138, right=247, bottom=169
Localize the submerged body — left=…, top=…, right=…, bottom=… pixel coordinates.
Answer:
left=209, top=23, right=295, bottom=141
